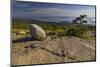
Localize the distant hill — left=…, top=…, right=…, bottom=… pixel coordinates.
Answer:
left=12, top=18, right=72, bottom=30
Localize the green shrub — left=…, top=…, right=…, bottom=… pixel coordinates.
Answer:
left=79, top=31, right=93, bottom=39
left=66, top=28, right=78, bottom=36
left=66, top=25, right=89, bottom=38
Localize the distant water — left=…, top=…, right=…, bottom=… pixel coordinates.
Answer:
left=31, top=16, right=95, bottom=25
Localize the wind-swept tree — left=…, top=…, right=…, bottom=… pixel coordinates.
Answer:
left=67, top=15, right=88, bottom=37
left=72, top=15, right=87, bottom=25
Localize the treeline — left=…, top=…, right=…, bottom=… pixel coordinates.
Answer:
left=12, top=18, right=71, bottom=32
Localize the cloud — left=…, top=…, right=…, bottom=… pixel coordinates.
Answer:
left=13, top=1, right=32, bottom=8
left=13, top=3, right=95, bottom=18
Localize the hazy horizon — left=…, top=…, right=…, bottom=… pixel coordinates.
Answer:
left=12, top=1, right=96, bottom=24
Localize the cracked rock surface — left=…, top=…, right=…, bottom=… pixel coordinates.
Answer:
left=12, top=35, right=96, bottom=65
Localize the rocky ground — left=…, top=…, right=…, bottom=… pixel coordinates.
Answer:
left=12, top=34, right=96, bottom=65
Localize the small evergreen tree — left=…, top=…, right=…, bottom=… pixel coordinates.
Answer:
left=67, top=15, right=88, bottom=37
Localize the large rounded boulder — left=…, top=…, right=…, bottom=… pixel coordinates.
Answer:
left=30, top=24, right=46, bottom=41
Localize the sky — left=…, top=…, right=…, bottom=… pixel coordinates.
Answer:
left=12, top=1, right=96, bottom=22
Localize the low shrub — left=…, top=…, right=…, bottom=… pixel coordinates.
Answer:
left=66, top=27, right=79, bottom=36
left=66, top=25, right=90, bottom=39
left=79, top=31, right=93, bottom=39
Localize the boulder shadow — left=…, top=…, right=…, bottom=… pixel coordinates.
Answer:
left=12, top=37, right=33, bottom=43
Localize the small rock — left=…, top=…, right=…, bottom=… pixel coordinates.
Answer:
left=16, top=31, right=26, bottom=35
